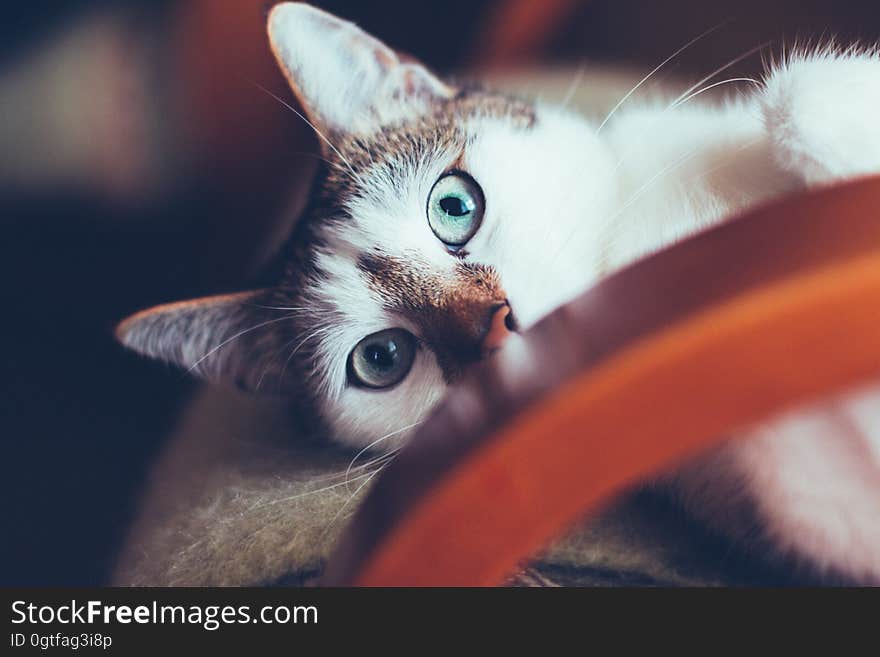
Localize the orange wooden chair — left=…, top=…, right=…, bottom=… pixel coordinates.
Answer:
left=322, top=175, right=880, bottom=586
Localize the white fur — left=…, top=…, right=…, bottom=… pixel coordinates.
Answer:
left=463, top=106, right=616, bottom=326
left=271, top=5, right=880, bottom=582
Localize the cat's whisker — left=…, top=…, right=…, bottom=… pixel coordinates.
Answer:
left=304, top=449, right=401, bottom=486
left=548, top=24, right=736, bottom=265
left=186, top=313, right=298, bottom=374
left=609, top=133, right=765, bottom=229
left=352, top=448, right=401, bottom=472
left=552, top=46, right=766, bottom=267
left=246, top=447, right=400, bottom=521
left=255, top=326, right=324, bottom=392
left=245, top=469, right=379, bottom=513
left=680, top=136, right=766, bottom=184
left=250, top=304, right=310, bottom=313
left=668, top=77, right=760, bottom=110
left=254, top=360, right=273, bottom=392
left=560, top=63, right=587, bottom=109
left=290, top=150, right=338, bottom=168
left=324, top=457, right=397, bottom=537
left=667, top=41, right=773, bottom=109
left=604, top=145, right=703, bottom=229
left=583, top=145, right=705, bottom=267
left=344, top=420, right=423, bottom=488
left=252, top=82, right=367, bottom=188
left=596, top=21, right=730, bottom=135
left=595, top=135, right=765, bottom=265
left=254, top=339, right=296, bottom=392
left=608, top=43, right=771, bottom=181
left=590, top=73, right=758, bottom=239
left=279, top=325, right=334, bottom=383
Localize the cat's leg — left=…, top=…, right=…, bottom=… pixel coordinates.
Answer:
left=761, top=48, right=880, bottom=185
left=668, top=386, right=880, bottom=583
left=668, top=50, right=880, bottom=583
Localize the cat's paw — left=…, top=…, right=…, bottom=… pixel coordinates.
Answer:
left=760, top=47, right=880, bottom=185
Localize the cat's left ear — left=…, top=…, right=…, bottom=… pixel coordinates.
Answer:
left=267, top=2, right=455, bottom=135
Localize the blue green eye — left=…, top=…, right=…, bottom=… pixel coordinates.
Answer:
left=427, top=173, right=485, bottom=247
left=348, top=328, right=417, bottom=389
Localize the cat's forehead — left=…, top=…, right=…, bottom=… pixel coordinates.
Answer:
left=300, top=90, right=538, bottom=263
left=324, top=89, right=537, bottom=201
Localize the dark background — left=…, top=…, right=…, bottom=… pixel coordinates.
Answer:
left=3, top=0, right=880, bottom=585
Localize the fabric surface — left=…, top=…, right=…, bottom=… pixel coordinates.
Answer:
left=113, top=387, right=805, bottom=587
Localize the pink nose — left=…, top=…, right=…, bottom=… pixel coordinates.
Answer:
left=482, top=304, right=514, bottom=354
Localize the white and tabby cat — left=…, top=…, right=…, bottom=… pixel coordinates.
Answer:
left=117, top=3, right=880, bottom=582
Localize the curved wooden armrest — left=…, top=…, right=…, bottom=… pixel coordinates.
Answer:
left=323, top=176, right=880, bottom=586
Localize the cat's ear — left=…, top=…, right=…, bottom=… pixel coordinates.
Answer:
left=115, top=290, right=282, bottom=390
left=267, top=2, right=454, bottom=135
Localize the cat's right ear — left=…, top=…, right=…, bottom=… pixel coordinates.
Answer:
left=267, top=2, right=454, bottom=136
left=115, top=290, right=287, bottom=390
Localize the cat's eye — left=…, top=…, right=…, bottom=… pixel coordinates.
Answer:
left=348, top=328, right=417, bottom=389
left=426, top=172, right=485, bottom=247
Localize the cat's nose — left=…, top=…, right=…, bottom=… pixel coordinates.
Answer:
left=482, top=302, right=516, bottom=355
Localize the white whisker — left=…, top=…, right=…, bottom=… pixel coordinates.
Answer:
left=250, top=304, right=310, bottom=312
left=253, top=82, right=366, bottom=187
left=279, top=325, right=334, bottom=382
left=324, top=457, right=395, bottom=537
left=609, top=45, right=769, bottom=181
left=681, top=136, right=766, bottom=183
left=596, top=136, right=764, bottom=263
left=560, top=63, right=587, bottom=109
left=246, top=469, right=378, bottom=512
left=305, top=449, right=401, bottom=485
left=253, top=332, right=309, bottom=391
left=667, top=41, right=772, bottom=109
left=669, top=77, right=759, bottom=109
left=606, top=145, right=703, bottom=226
left=596, top=21, right=729, bottom=134
left=344, top=420, right=423, bottom=487
left=187, top=314, right=298, bottom=374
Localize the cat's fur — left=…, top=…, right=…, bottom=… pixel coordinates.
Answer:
left=117, top=3, right=880, bottom=582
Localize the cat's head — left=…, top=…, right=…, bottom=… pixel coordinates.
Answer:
left=117, top=2, right=615, bottom=450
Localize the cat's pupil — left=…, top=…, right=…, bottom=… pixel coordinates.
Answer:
left=365, top=341, right=397, bottom=370
left=440, top=196, right=471, bottom=217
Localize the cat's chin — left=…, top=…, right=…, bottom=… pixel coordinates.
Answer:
left=664, top=382, right=880, bottom=584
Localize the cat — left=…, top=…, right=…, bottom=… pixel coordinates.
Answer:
left=116, top=3, right=880, bottom=583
